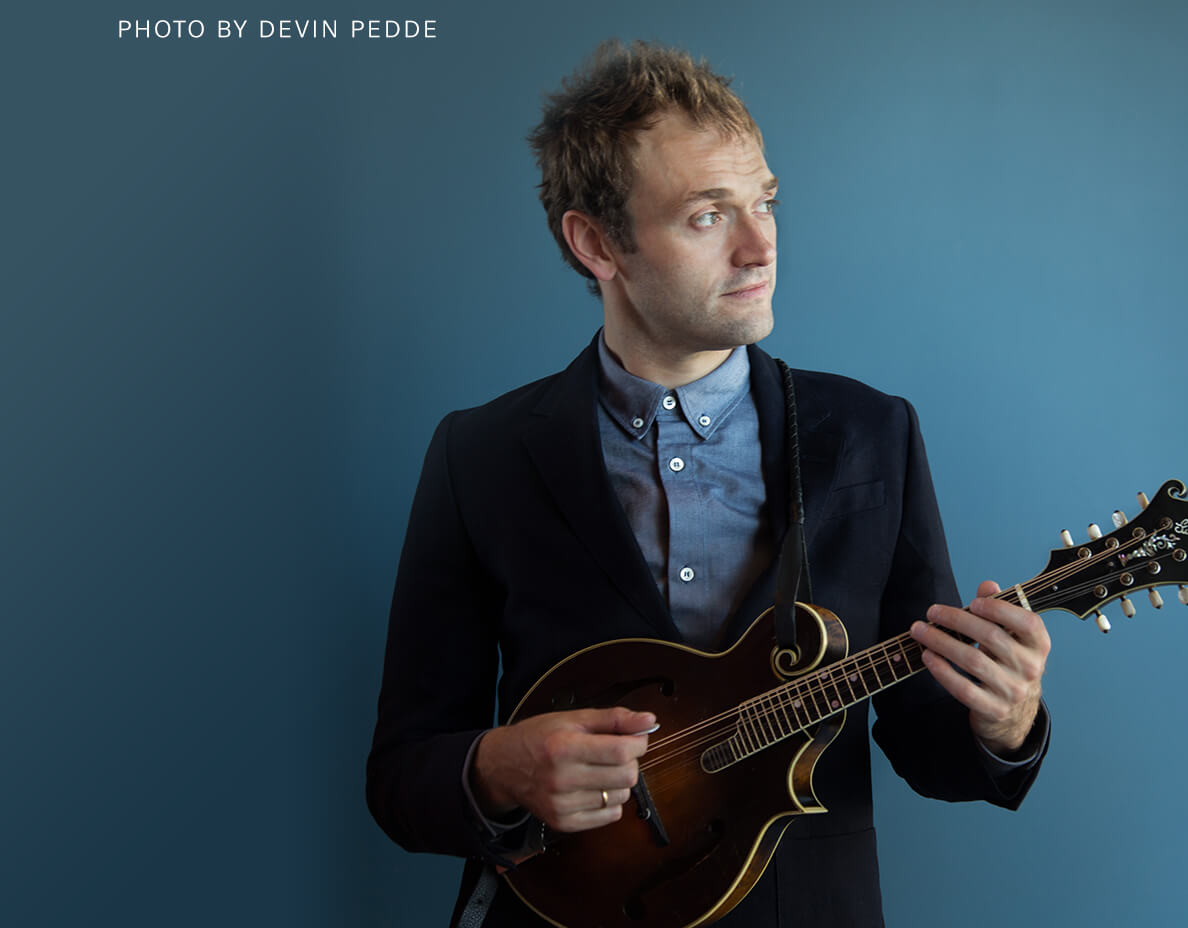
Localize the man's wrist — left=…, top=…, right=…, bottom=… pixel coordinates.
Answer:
left=469, top=728, right=524, bottom=821
left=975, top=700, right=1050, bottom=772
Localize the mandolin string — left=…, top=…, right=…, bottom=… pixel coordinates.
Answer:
left=642, top=562, right=1040, bottom=761
left=647, top=509, right=1181, bottom=760
left=643, top=639, right=937, bottom=794
left=642, top=631, right=937, bottom=766
left=1000, top=544, right=1173, bottom=613
left=642, top=648, right=934, bottom=794
left=1007, top=520, right=1178, bottom=605
left=645, top=548, right=1185, bottom=793
left=641, top=648, right=891, bottom=760
left=640, top=527, right=1183, bottom=786
left=644, top=617, right=983, bottom=770
left=641, top=632, right=921, bottom=757
left=641, top=544, right=1178, bottom=773
left=641, top=635, right=925, bottom=770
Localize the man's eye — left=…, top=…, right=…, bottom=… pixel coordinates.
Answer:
left=693, top=211, right=723, bottom=227
left=758, top=197, right=780, bottom=215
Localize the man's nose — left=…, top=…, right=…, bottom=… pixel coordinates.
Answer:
left=732, top=213, right=776, bottom=267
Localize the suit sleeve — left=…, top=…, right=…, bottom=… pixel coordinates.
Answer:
left=869, top=399, right=1048, bottom=809
left=365, top=412, right=507, bottom=858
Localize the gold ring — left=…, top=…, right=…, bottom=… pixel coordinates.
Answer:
left=600, top=789, right=609, bottom=809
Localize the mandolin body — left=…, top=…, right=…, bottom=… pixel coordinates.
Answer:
left=504, top=602, right=848, bottom=928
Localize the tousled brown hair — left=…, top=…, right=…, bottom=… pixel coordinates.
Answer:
left=528, top=40, right=762, bottom=293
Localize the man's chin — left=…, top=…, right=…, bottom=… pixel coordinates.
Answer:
left=700, top=310, right=774, bottom=351
left=733, top=306, right=775, bottom=346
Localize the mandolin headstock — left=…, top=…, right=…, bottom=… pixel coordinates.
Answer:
left=1026, top=479, right=1188, bottom=630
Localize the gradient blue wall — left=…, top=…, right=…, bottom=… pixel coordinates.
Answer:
left=4, top=1, right=1186, bottom=925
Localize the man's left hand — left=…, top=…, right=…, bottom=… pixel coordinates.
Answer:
left=910, top=580, right=1050, bottom=756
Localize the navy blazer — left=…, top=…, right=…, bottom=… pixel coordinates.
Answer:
left=367, top=338, right=1045, bottom=927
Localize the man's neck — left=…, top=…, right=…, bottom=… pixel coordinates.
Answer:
left=601, top=329, right=736, bottom=389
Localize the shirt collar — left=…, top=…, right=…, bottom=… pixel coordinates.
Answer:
left=596, top=331, right=751, bottom=440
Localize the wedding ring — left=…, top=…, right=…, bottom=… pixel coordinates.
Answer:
left=600, top=789, right=609, bottom=809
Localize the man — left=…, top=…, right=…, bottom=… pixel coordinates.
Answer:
left=367, top=40, right=1050, bottom=927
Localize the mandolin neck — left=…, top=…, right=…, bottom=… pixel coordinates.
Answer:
left=708, top=584, right=1036, bottom=769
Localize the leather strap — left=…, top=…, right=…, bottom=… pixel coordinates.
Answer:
left=456, top=865, right=499, bottom=928
left=773, top=359, right=812, bottom=649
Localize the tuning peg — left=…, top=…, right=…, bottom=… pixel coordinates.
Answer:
left=1088, top=523, right=1103, bottom=540
left=1150, top=589, right=1164, bottom=609
left=1094, top=611, right=1111, bottom=633
left=1112, top=510, right=1128, bottom=529
left=1180, top=586, right=1188, bottom=606
left=1138, top=491, right=1151, bottom=510
left=1060, top=529, right=1074, bottom=548
left=1120, top=595, right=1136, bottom=618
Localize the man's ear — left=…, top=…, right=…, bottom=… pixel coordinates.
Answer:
left=561, top=210, right=618, bottom=282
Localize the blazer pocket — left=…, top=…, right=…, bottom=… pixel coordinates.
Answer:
left=821, top=479, right=885, bottom=519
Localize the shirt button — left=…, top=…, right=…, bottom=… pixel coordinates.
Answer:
left=631, top=417, right=645, bottom=429
left=661, top=395, right=677, bottom=410
left=698, top=415, right=711, bottom=427
left=679, top=566, right=695, bottom=582
left=668, top=457, right=685, bottom=472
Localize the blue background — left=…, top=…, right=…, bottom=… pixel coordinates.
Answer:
left=3, top=1, right=1186, bottom=925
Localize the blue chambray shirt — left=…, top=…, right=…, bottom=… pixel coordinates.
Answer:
left=596, top=333, right=773, bottom=650
left=461, top=335, right=1046, bottom=843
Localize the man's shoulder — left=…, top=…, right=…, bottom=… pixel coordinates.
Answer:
left=760, top=351, right=910, bottom=430
left=791, top=366, right=902, bottom=409
left=435, top=342, right=597, bottom=449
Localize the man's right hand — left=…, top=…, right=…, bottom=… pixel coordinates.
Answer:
left=471, top=706, right=656, bottom=833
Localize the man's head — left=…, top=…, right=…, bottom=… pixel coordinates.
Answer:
left=531, top=41, right=777, bottom=384
left=529, top=40, right=763, bottom=291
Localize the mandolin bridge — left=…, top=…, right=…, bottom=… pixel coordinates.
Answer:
left=630, top=772, right=669, bottom=847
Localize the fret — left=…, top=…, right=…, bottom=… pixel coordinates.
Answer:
left=787, top=689, right=808, bottom=729
left=898, top=637, right=922, bottom=674
left=762, top=693, right=788, bottom=738
left=849, top=658, right=873, bottom=699
left=755, top=705, right=773, bottom=745
left=735, top=711, right=756, bottom=753
left=838, top=660, right=862, bottom=704
left=823, top=667, right=845, bottom=713
left=750, top=704, right=771, bottom=746
left=772, top=690, right=796, bottom=733
left=749, top=703, right=771, bottom=746
left=864, top=649, right=889, bottom=689
left=758, top=695, right=780, bottom=741
left=803, top=676, right=828, bottom=723
left=738, top=707, right=757, bottom=750
left=708, top=632, right=936, bottom=774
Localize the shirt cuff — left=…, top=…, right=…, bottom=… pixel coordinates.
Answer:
left=974, top=698, right=1051, bottom=777
left=462, top=731, right=532, bottom=837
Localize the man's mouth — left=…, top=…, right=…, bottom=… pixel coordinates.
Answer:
left=723, top=280, right=769, bottom=297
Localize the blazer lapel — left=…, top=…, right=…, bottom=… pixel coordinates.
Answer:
left=520, top=340, right=677, bottom=639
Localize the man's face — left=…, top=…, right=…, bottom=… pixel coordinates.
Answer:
left=607, top=112, right=778, bottom=359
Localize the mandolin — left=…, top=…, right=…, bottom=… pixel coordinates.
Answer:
left=503, top=479, right=1188, bottom=928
